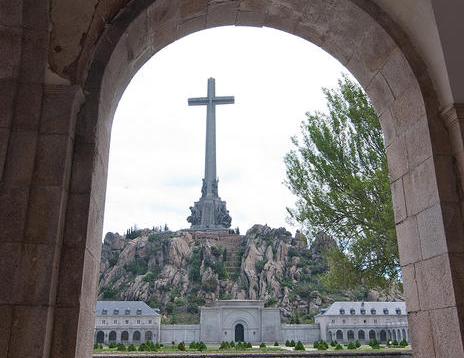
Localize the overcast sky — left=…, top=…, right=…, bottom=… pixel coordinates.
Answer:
left=103, top=26, right=350, bottom=236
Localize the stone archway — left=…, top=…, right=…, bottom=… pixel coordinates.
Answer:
left=95, top=331, right=104, bottom=344
left=2, top=1, right=464, bottom=358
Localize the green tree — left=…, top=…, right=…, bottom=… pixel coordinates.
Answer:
left=285, top=75, right=398, bottom=290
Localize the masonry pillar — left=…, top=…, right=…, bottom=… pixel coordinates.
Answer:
left=393, top=102, right=464, bottom=358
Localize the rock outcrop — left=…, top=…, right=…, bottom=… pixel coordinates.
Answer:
left=98, top=225, right=351, bottom=323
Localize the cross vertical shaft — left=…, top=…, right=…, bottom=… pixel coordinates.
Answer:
left=188, top=78, right=234, bottom=198
left=205, top=77, right=217, bottom=197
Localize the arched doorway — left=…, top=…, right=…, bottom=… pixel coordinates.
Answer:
left=369, top=330, right=376, bottom=341
left=336, top=330, right=343, bottom=341
left=347, top=330, right=354, bottom=341
left=234, top=324, right=244, bottom=342
left=145, top=331, right=153, bottom=342
left=96, top=331, right=105, bottom=344
left=380, top=330, right=387, bottom=343
left=133, top=331, right=141, bottom=342
left=121, top=331, right=129, bottom=343
left=357, top=330, right=365, bottom=341
left=109, top=331, right=117, bottom=343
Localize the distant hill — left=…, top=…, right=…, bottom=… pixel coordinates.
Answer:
left=98, top=225, right=396, bottom=324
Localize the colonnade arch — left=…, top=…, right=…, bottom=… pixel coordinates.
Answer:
left=2, top=1, right=464, bottom=357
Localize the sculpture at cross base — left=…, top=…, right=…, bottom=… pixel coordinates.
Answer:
left=186, top=78, right=233, bottom=230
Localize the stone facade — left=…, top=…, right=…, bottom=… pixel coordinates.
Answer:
left=95, top=300, right=408, bottom=346
left=316, top=302, right=409, bottom=344
left=94, top=301, right=160, bottom=345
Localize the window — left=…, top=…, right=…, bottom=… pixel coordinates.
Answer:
left=125, top=309, right=130, bottom=315
left=148, top=320, right=152, bottom=324
left=383, top=308, right=389, bottom=315
left=137, top=320, right=141, bottom=324
left=113, top=309, right=119, bottom=315
left=331, top=319, right=335, bottom=323
left=371, top=309, right=376, bottom=315
left=342, top=319, right=346, bottom=324
left=360, top=309, right=366, bottom=315
left=113, top=320, right=117, bottom=324
left=363, top=320, right=367, bottom=323
left=101, top=320, right=106, bottom=324
left=136, top=309, right=142, bottom=315
left=396, top=308, right=402, bottom=315
left=102, top=309, right=107, bottom=315
left=339, top=309, right=345, bottom=315
left=374, top=319, right=377, bottom=324
left=125, top=320, right=129, bottom=324
left=350, top=308, right=356, bottom=315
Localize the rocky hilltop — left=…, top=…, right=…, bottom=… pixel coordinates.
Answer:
left=98, top=225, right=354, bottom=323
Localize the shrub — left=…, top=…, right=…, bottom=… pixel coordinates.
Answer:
left=127, top=344, right=136, bottom=351
left=229, top=341, right=235, bottom=348
left=330, top=340, right=336, bottom=347
left=369, top=339, right=380, bottom=349
left=190, top=341, right=198, bottom=349
left=294, top=341, right=305, bottom=351
left=93, top=343, right=99, bottom=350
left=171, top=341, right=175, bottom=346
left=274, top=341, right=279, bottom=346
left=177, top=342, right=186, bottom=351
left=116, top=343, right=126, bottom=351
left=290, top=339, right=296, bottom=347
left=108, top=343, right=117, bottom=348
left=197, top=341, right=207, bottom=351
left=246, top=342, right=252, bottom=348
left=347, top=342, right=356, bottom=349
left=285, top=340, right=291, bottom=347
left=255, top=259, right=267, bottom=273
left=260, top=342, right=266, bottom=348
left=393, top=340, right=399, bottom=346
left=335, top=344, right=343, bottom=350
left=400, top=339, right=408, bottom=347
left=355, top=340, right=361, bottom=348
left=315, top=340, right=328, bottom=350
left=219, top=341, right=229, bottom=350
left=138, top=343, right=146, bottom=351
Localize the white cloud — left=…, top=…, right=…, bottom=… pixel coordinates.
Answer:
left=103, top=26, right=350, bottom=236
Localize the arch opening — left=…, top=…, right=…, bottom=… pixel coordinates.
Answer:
left=60, top=1, right=454, bottom=357
left=234, top=323, right=244, bottom=342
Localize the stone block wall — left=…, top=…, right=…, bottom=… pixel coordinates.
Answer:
left=160, top=325, right=200, bottom=344
left=281, top=324, right=321, bottom=344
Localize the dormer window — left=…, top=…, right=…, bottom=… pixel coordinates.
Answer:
left=136, top=309, right=142, bottom=315
left=125, top=309, right=130, bottom=315
left=396, top=308, right=402, bottom=315
left=339, top=309, right=345, bottom=315
left=113, top=309, right=119, bottom=315
left=102, top=309, right=107, bottom=315
left=360, top=309, right=366, bottom=315
left=383, top=308, right=389, bottom=315
left=371, top=309, right=376, bottom=315
left=350, top=308, right=356, bottom=315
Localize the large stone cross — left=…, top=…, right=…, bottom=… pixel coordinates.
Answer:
left=187, top=78, right=234, bottom=230
left=188, top=77, right=234, bottom=198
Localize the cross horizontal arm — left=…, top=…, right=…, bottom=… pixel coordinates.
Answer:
left=213, top=96, right=235, bottom=105
left=188, top=97, right=209, bottom=106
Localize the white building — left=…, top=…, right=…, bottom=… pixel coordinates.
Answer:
left=315, top=301, right=409, bottom=344
left=95, top=300, right=408, bottom=345
left=94, top=301, right=161, bottom=345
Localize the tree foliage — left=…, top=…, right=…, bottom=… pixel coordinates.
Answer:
left=285, top=75, right=398, bottom=289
